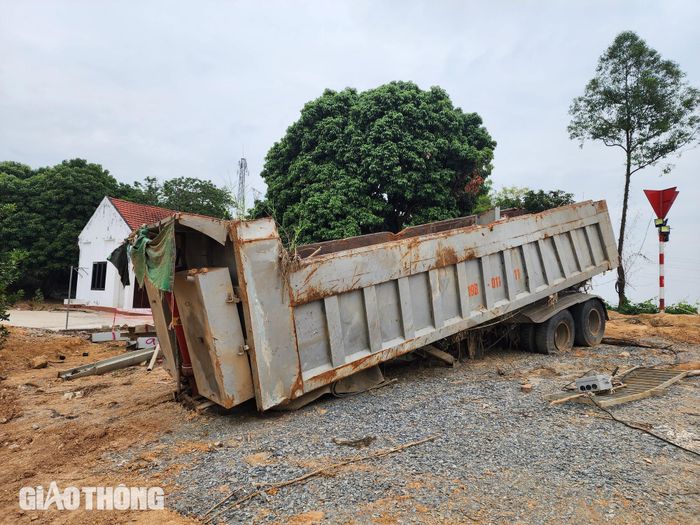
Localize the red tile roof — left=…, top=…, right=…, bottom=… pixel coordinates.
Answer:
left=108, top=197, right=177, bottom=230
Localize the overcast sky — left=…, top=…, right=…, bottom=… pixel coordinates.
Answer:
left=1, top=0, right=698, bottom=304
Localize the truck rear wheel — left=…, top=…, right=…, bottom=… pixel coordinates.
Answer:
left=520, top=324, right=536, bottom=353
left=534, top=310, right=574, bottom=354
left=572, top=299, right=606, bottom=347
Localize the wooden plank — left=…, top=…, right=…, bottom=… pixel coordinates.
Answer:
left=421, top=345, right=456, bottom=367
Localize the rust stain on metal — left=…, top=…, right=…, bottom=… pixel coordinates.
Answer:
left=284, top=260, right=306, bottom=401
left=462, top=248, right=476, bottom=261
left=436, top=245, right=458, bottom=268
left=293, top=284, right=323, bottom=306
left=301, top=265, right=320, bottom=286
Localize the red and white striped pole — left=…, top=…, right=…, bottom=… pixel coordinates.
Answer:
left=643, top=187, right=678, bottom=315
left=658, top=235, right=665, bottom=313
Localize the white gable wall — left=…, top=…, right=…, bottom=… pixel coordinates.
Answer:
left=74, top=197, right=139, bottom=311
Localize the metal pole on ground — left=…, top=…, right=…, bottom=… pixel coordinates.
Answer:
left=65, top=265, right=74, bottom=330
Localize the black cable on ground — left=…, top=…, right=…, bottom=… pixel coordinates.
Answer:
left=587, top=394, right=700, bottom=459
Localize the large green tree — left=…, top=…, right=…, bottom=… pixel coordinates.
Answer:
left=568, top=31, right=700, bottom=307
left=0, top=159, right=123, bottom=293
left=159, top=177, right=233, bottom=218
left=253, top=81, right=496, bottom=245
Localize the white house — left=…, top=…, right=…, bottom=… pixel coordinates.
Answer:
left=74, top=196, right=175, bottom=312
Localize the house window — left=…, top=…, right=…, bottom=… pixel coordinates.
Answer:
left=91, top=262, right=107, bottom=290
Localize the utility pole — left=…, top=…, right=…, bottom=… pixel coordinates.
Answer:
left=236, top=157, right=248, bottom=218
left=643, top=187, right=679, bottom=314
left=64, top=266, right=86, bottom=330
left=65, top=265, right=74, bottom=330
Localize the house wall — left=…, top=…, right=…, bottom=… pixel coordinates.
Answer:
left=75, top=197, right=140, bottom=311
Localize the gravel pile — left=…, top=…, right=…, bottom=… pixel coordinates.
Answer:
left=124, top=341, right=699, bottom=524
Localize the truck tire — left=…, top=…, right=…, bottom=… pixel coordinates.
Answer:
left=520, top=324, right=536, bottom=353
left=534, top=310, right=574, bottom=354
left=572, top=299, right=606, bottom=347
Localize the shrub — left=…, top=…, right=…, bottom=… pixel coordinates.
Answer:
left=0, top=250, right=27, bottom=345
left=664, top=301, right=699, bottom=315
left=606, top=299, right=699, bottom=315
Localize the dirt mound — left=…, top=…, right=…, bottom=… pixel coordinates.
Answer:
left=0, top=327, right=120, bottom=376
left=606, top=312, right=700, bottom=345
left=0, top=327, right=195, bottom=524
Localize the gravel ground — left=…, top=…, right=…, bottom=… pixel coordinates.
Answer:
left=115, top=340, right=700, bottom=524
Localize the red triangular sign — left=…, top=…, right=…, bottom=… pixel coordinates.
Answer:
left=643, top=187, right=679, bottom=219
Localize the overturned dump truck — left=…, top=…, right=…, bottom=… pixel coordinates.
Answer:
left=130, top=200, right=618, bottom=412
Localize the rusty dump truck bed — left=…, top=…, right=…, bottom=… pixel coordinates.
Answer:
left=142, top=201, right=619, bottom=411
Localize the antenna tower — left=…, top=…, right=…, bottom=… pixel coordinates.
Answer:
left=237, top=157, right=248, bottom=218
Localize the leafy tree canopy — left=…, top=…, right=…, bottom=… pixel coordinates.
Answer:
left=252, top=81, right=496, bottom=245
left=569, top=31, right=700, bottom=174
left=483, top=186, right=574, bottom=213
left=160, top=177, right=233, bottom=218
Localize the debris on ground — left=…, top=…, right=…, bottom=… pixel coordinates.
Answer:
left=600, top=336, right=663, bottom=348
left=419, top=345, right=456, bottom=367
left=62, top=390, right=83, bottom=400
left=58, top=347, right=157, bottom=380
left=0, top=326, right=193, bottom=524
left=574, top=371, right=614, bottom=392
left=332, top=436, right=377, bottom=448
left=548, top=366, right=696, bottom=407
left=91, top=324, right=158, bottom=350
left=28, top=356, right=48, bottom=369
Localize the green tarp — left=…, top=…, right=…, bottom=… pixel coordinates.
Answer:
left=130, top=221, right=176, bottom=292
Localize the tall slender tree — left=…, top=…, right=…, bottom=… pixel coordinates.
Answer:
left=568, top=31, right=700, bottom=308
